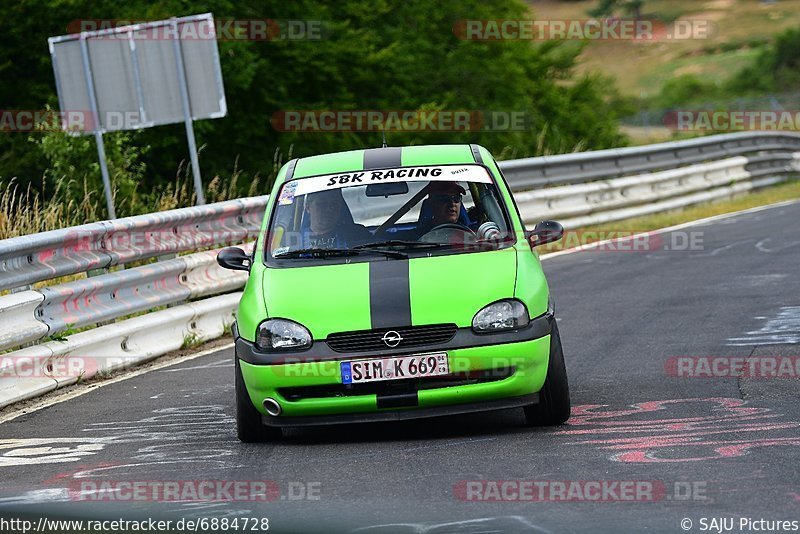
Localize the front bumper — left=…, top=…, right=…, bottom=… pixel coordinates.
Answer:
left=260, top=394, right=539, bottom=426
left=236, top=314, right=553, bottom=425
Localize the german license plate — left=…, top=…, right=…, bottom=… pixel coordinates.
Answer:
left=341, top=353, right=449, bottom=384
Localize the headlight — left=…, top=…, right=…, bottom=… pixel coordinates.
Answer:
left=472, top=300, right=529, bottom=333
left=257, top=319, right=312, bottom=351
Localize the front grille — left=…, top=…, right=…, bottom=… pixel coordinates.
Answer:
left=326, top=323, right=458, bottom=353
left=278, top=368, right=515, bottom=401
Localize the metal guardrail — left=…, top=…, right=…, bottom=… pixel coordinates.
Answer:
left=1, top=131, right=798, bottom=408
left=0, top=244, right=252, bottom=350
left=0, top=196, right=267, bottom=292
left=499, top=131, right=800, bottom=189
left=500, top=132, right=800, bottom=228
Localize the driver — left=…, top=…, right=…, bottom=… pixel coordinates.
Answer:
left=420, top=181, right=466, bottom=230
left=303, top=188, right=371, bottom=249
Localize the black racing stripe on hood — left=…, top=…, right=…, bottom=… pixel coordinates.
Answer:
left=369, top=259, right=412, bottom=329
left=363, top=147, right=402, bottom=170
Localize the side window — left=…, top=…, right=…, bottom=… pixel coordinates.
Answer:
left=271, top=199, right=304, bottom=251
left=491, top=158, right=524, bottom=233
left=469, top=184, right=506, bottom=232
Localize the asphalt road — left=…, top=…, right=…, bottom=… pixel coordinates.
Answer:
left=1, top=201, right=799, bottom=533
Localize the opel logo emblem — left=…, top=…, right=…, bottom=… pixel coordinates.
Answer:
left=382, top=330, right=403, bottom=348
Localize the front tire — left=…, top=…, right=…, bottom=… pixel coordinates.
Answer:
left=235, top=357, right=282, bottom=442
left=523, top=319, right=570, bottom=426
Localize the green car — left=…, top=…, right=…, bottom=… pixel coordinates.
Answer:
left=218, top=144, right=569, bottom=442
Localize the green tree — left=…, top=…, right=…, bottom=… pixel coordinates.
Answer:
left=1, top=0, right=628, bottom=214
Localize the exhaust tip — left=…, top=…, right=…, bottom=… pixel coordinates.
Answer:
left=263, top=398, right=282, bottom=417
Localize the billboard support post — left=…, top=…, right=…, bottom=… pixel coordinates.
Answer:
left=127, top=30, right=147, bottom=123
left=79, top=34, right=116, bottom=220
left=171, top=19, right=205, bottom=206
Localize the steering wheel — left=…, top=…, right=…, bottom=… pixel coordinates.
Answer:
left=419, top=223, right=477, bottom=243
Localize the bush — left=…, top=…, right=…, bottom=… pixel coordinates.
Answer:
left=727, top=27, right=800, bottom=94
left=654, top=74, right=720, bottom=108
left=32, top=127, right=147, bottom=218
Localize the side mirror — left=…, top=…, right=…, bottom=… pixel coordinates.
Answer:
left=527, top=220, right=564, bottom=247
left=217, top=247, right=251, bottom=271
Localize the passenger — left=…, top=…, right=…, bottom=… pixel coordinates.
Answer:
left=303, top=189, right=371, bottom=249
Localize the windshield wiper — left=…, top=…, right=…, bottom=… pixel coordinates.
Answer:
left=358, top=240, right=507, bottom=252
left=353, top=240, right=443, bottom=250
left=274, top=247, right=406, bottom=259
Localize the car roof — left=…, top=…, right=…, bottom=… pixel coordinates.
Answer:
left=285, top=144, right=486, bottom=182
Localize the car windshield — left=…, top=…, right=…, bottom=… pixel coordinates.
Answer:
left=266, top=164, right=513, bottom=261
